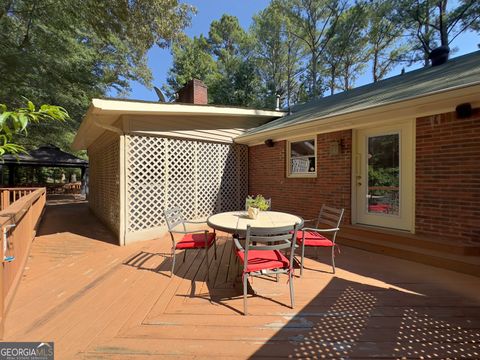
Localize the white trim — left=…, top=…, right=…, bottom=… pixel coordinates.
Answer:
left=353, top=120, right=415, bottom=232
left=236, top=84, right=480, bottom=145
left=90, top=98, right=285, bottom=117
left=73, top=99, right=284, bottom=150
left=119, top=134, right=127, bottom=246
left=351, top=129, right=358, bottom=225
left=410, top=119, right=416, bottom=234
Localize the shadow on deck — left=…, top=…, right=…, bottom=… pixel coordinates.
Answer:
left=4, top=198, right=480, bottom=359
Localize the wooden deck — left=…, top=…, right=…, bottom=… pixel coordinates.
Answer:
left=4, top=199, right=480, bottom=359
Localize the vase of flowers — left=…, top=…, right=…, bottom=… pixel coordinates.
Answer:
left=246, top=195, right=270, bottom=219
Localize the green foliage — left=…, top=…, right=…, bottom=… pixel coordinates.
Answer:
left=251, top=2, right=303, bottom=108
left=322, top=2, right=370, bottom=94
left=209, top=14, right=249, bottom=61
left=165, top=35, right=217, bottom=99
left=165, top=0, right=480, bottom=109
left=366, top=0, right=411, bottom=82
left=462, top=0, right=480, bottom=32
left=368, top=167, right=399, bottom=188
left=397, top=0, right=479, bottom=65
left=0, top=101, right=68, bottom=156
left=207, top=15, right=262, bottom=107
left=167, top=14, right=263, bottom=107
left=0, top=0, right=194, bottom=150
left=246, top=195, right=270, bottom=211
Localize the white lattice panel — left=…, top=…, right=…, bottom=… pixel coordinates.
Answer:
left=126, top=135, right=248, bottom=233
left=197, top=141, right=221, bottom=217
left=88, top=132, right=120, bottom=236
left=166, top=139, right=197, bottom=221
left=126, top=136, right=167, bottom=232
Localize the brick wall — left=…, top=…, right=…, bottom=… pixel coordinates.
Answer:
left=416, top=109, right=480, bottom=242
left=176, top=79, right=208, bottom=105
left=248, top=130, right=352, bottom=225
left=249, top=111, right=480, bottom=242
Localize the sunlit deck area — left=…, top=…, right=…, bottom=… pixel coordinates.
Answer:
left=5, top=198, right=480, bottom=359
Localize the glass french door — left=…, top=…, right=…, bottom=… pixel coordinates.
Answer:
left=355, top=122, right=414, bottom=231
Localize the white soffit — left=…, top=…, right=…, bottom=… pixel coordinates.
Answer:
left=72, top=99, right=284, bottom=150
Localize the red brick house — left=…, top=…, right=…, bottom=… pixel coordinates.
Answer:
left=235, top=51, right=480, bottom=274
left=74, top=51, right=480, bottom=274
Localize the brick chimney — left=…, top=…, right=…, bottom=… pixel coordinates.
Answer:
left=176, top=79, right=208, bottom=105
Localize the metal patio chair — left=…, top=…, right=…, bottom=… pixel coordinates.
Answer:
left=296, top=205, right=344, bottom=275
left=164, top=207, right=217, bottom=279
left=234, top=223, right=300, bottom=315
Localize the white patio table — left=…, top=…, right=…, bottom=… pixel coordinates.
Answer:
left=207, top=211, right=304, bottom=236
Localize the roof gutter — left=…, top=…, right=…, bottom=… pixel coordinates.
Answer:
left=235, top=83, right=480, bottom=145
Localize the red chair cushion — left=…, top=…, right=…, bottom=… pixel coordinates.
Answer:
left=175, top=232, right=215, bottom=250
left=295, top=231, right=334, bottom=247
left=368, top=204, right=391, bottom=213
left=236, top=249, right=289, bottom=273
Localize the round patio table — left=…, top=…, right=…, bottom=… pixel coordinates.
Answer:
left=207, top=211, right=304, bottom=235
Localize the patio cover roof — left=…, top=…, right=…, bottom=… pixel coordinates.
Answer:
left=72, top=99, right=284, bottom=150
left=2, top=145, right=88, bottom=168
left=236, top=50, right=480, bottom=144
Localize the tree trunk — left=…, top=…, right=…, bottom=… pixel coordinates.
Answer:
left=373, top=49, right=379, bottom=82
left=330, top=66, right=335, bottom=95
left=423, top=1, right=431, bottom=66
left=310, top=53, right=318, bottom=97
left=438, top=0, right=448, bottom=46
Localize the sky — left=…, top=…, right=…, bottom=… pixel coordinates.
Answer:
left=124, top=0, right=479, bottom=102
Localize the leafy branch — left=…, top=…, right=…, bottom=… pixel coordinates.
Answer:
left=0, top=100, right=69, bottom=156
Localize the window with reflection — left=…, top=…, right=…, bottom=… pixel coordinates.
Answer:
left=367, top=134, right=400, bottom=216
left=288, top=139, right=316, bottom=176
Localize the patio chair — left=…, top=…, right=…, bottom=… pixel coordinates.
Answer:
left=296, top=205, right=344, bottom=275
left=164, top=207, right=217, bottom=279
left=234, top=223, right=300, bottom=315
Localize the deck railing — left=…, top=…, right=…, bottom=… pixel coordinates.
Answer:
left=0, top=187, right=46, bottom=337
left=0, top=188, right=40, bottom=211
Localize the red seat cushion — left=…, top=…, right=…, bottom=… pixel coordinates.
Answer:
left=175, top=232, right=215, bottom=250
left=236, top=249, right=289, bottom=273
left=295, top=231, right=334, bottom=247
left=368, top=204, right=390, bottom=213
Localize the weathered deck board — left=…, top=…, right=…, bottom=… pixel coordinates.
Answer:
left=4, top=200, right=480, bottom=359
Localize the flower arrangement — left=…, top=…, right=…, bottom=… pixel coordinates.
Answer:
left=246, top=194, right=270, bottom=211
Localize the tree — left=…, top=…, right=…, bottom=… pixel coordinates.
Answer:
left=0, top=0, right=194, bottom=150
left=251, top=2, right=303, bottom=108
left=462, top=0, right=480, bottom=33
left=207, top=15, right=262, bottom=107
left=366, top=0, right=410, bottom=82
left=322, top=2, right=369, bottom=94
left=251, top=1, right=304, bottom=109
left=398, top=0, right=479, bottom=65
left=0, top=100, right=69, bottom=155
left=167, top=14, right=263, bottom=107
left=165, top=35, right=217, bottom=99
left=282, top=0, right=348, bottom=99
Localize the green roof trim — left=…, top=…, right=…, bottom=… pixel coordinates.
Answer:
left=242, top=51, right=480, bottom=137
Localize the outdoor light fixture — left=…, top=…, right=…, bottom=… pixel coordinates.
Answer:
left=329, top=139, right=345, bottom=155
left=456, top=103, right=472, bottom=119
left=265, top=139, right=274, bottom=147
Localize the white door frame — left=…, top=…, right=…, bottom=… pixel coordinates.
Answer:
left=351, top=119, right=415, bottom=232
